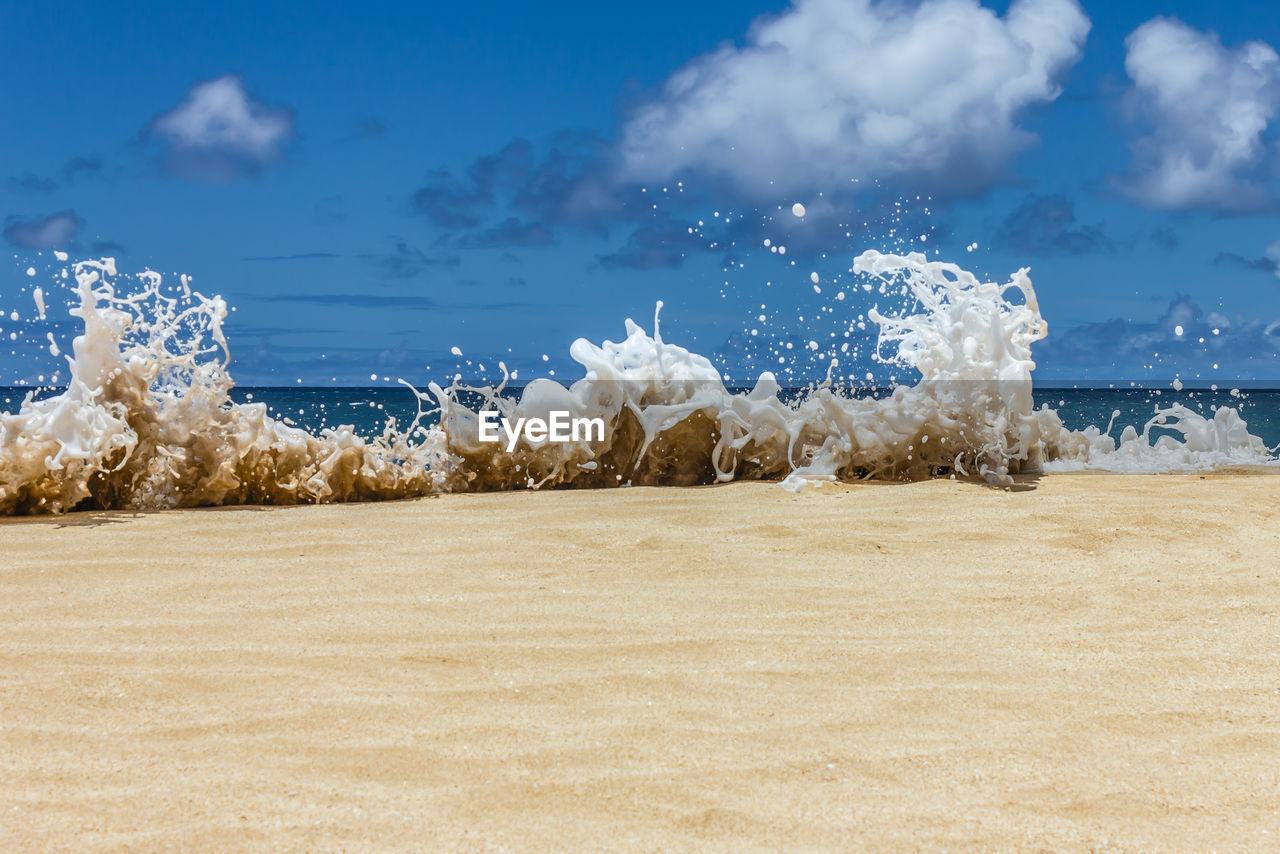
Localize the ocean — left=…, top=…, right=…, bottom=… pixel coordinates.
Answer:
left=7, top=385, right=1279, bottom=450
left=208, top=385, right=1280, bottom=449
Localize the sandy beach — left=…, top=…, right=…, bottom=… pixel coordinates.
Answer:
left=2, top=474, right=1278, bottom=852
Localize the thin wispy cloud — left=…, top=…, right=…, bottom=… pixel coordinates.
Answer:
left=1150, top=226, right=1180, bottom=252
left=243, top=252, right=340, bottom=262
left=350, top=116, right=387, bottom=139
left=63, top=156, right=102, bottom=181
left=361, top=241, right=460, bottom=278
left=597, top=220, right=695, bottom=270
left=259, top=294, right=438, bottom=310
left=454, top=217, right=553, bottom=250
left=226, top=325, right=340, bottom=338
left=256, top=293, right=543, bottom=312
left=7, top=156, right=103, bottom=196
left=89, top=240, right=128, bottom=256
left=7, top=174, right=57, bottom=194
left=1038, top=296, right=1280, bottom=378
left=1213, top=241, right=1280, bottom=276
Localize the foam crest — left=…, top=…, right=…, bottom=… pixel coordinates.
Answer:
left=435, top=251, right=1274, bottom=490
left=1046, top=402, right=1273, bottom=473
left=1, top=250, right=1274, bottom=514
left=0, top=261, right=450, bottom=513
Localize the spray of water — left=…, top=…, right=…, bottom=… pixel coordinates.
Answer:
left=0, top=260, right=450, bottom=513
left=0, top=252, right=1273, bottom=514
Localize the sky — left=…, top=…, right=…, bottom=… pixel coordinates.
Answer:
left=3, top=0, right=1280, bottom=386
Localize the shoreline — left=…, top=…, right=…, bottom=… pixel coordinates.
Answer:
left=3, top=465, right=1278, bottom=524
left=3, top=475, right=1278, bottom=851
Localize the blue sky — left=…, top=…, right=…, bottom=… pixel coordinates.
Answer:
left=3, top=0, right=1280, bottom=385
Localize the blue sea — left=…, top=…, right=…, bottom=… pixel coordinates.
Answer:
left=203, top=385, right=1280, bottom=450
left=5, top=384, right=1278, bottom=451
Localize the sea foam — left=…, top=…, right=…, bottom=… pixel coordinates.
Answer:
left=0, top=260, right=449, bottom=513
left=0, top=252, right=1273, bottom=513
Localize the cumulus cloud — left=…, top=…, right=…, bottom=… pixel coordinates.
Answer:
left=147, top=75, right=295, bottom=180
left=3, top=210, right=83, bottom=249
left=1118, top=18, right=1280, bottom=213
left=617, top=0, right=1090, bottom=198
left=994, top=194, right=1118, bottom=256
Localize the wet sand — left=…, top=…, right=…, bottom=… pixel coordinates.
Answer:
left=2, top=474, right=1279, bottom=852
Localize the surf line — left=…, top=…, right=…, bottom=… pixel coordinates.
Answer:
left=478, top=411, right=606, bottom=452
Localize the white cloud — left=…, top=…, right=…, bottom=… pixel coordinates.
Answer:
left=1268, top=241, right=1280, bottom=277
left=617, top=0, right=1090, bottom=198
left=3, top=210, right=82, bottom=249
left=149, top=75, right=294, bottom=180
left=1119, top=18, right=1280, bottom=213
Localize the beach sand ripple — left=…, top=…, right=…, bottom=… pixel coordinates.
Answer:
left=2, top=475, right=1278, bottom=851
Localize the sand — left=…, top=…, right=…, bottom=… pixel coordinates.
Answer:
left=2, top=474, right=1279, bottom=852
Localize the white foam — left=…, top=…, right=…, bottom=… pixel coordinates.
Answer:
left=434, top=251, right=1274, bottom=490
left=0, top=261, right=451, bottom=513
left=1, top=251, right=1273, bottom=514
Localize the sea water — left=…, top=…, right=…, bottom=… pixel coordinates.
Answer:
left=6, top=385, right=1258, bottom=454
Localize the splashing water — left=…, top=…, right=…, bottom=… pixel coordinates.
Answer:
left=0, top=260, right=450, bottom=513
left=434, top=251, right=1273, bottom=491
left=0, top=252, right=1274, bottom=513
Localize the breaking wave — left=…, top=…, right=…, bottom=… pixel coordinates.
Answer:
left=1, top=252, right=1274, bottom=513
